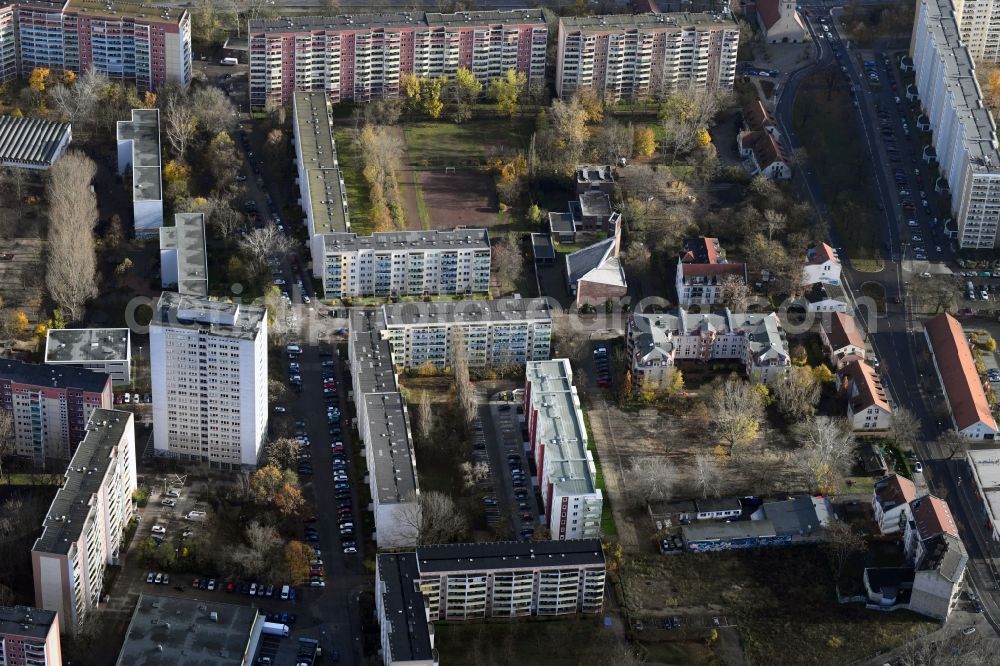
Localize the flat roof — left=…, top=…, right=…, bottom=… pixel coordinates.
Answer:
left=364, top=392, right=417, bottom=503
left=918, top=0, right=1000, bottom=172
left=0, top=358, right=110, bottom=393
left=152, top=292, right=265, bottom=342
left=531, top=233, right=555, bottom=260
left=66, top=0, right=187, bottom=22
left=45, top=328, right=130, bottom=364
left=349, top=311, right=399, bottom=395
left=0, top=606, right=57, bottom=640
left=560, top=12, right=738, bottom=31
left=576, top=164, right=614, bottom=184
left=376, top=553, right=434, bottom=664
left=525, top=359, right=596, bottom=496
left=33, top=410, right=132, bottom=555
left=0, top=115, right=70, bottom=167
left=160, top=213, right=208, bottom=297
left=322, top=228, right=489, bottom=253
left=415, top=538, right=605, bottom=573
left=117, top=109, right=161, bottom=203
left=578, top=191, right=612, bottom=218
left=683, top=520, right=778, bottom=542
left=380, top=297, right=552, bottom=328
left=549, top=211, right=576, bottom=233
left=251, top=9, right=544, bottom=32
left=966, top=449, right=1000, bottom=528
left=759, top=496, right=832, bottom=536
left=293, top=93, right=349, bottom=236
left=115, top=594, right=258, bottom=666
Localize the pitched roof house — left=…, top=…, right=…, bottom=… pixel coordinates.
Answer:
left=675, top=237, right=747, bottom=307
left=872, top=474, right=916, bottom=534
left=738, top=128, right=791, bottom=180
left=924, top=313, right=999, bottom=440
left=820, top=312, right=866, bottom=369
left=566, top=238, right=627, bottom=308
left=802, top=243, right=841, bottom=286
left=756, top=0, right=806, bottom=44
left=843, top=360, right=892, bottom=431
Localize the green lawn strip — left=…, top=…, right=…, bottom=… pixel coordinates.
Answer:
left=412, top=171, right=432, bottom=230
left=3, top=473, right=63, bottom=486
left=402, top=119, right=533, bottom=168
left=332, top=128, right=372, bottom=235
left=579, top=403, right=618, bottom=537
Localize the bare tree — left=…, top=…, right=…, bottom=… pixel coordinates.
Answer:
left=268, top=378, right=288, bottom=404
left=709, top=377, right=766, bottom=455
left=265, top=437, right=301, bottom=471
left=46, top=151, right=98, bottom=322
left=48, top=67, right=109, bottom=133
left=239, top=223, right=292, bottom=271
left=190, top=87, right=237, bottom=136
left=692, top=452, right=721, bottom=499
left=492, top=233, right=525, bottom=295
left=763, top=209, right=787, bottom=242
left=889, top=407, right=921, bottom=451
left=774, top=366, right=821, bottom=422
left=936, top=429, right=968, bottom=460
left=460, top=461, right=490, bottom=488
left=660, top=90, right=721, bottom=161
left=228, top=520, right=281, bottom=578
left=821, top=520, right=866, bottom=582
left=627, top=456, right=674, bottom=507
left=719, top=274, right=752, bottom=312
left=794, top=416, right=855, bottom=493
left=416, top=391, right=434, bottom=443
left=163, top=91, right=197, bottom=160
left=399, top=491, right=468, bottom=545
left=452, top=338, right=477, bottom=426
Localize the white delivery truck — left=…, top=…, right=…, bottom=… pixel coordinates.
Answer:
left=261, top=622, right=289, bottom=637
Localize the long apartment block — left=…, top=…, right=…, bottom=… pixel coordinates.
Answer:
left=348, top=311, right=420, bottom=549
left=249, top=9, right=547, bottom=107
left=0, top=359, right=112, bottom=468
left=32, top=410, right=136, bottom=633
left=0, top=0, right=191, bottom=90
left=942, top=0, right=1000, bottom=63
left=0, top=606, right=62, bottom=665
left=376, top=540, right=605, bottom=663
left=556, top=12, right=739, bottom=102
left=523, top=359, right=602, bottom=540
left=319, top=229, right=491, bottom=299
left=626, top=309, right=791, bottom=388
left=912, top=0, right=1000, bottom=249
left=377, top=298, right=552, bottom=369
left=116, top=108, right=163, bottom=238
left=150, top=292, right=268, bottom=471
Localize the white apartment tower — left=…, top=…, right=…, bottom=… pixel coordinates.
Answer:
left=32, top=410, right=136, bottom=633
left=912, top=0, right=1000, bottom=248
left=319, top=230, right=491, bottom=299
left=150, top=292, right=268, bottom=470
left=556, top=13, right=739, bottom=102
left=943, top=0, right=1000, bottom=62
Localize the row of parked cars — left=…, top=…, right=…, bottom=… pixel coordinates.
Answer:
left=115, top=392, right=150, bottom=404
left=594, top=345, right=612, bottom=388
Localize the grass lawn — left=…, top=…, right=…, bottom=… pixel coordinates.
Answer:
left=579, top=404, right=618, bottom=537
left=623, top=548, right=935, bottom=666
left=402, top=119, right=534, bottom=168
left=3, top=473, right=64, bottom=486
left=434, top=617, right=622, bottom=666
left=793, top=67, right=881, bottom=261
left=333, top=128, right=372, bottom=235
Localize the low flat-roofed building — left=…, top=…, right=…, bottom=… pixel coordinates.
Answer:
left=375, top=554, right=436, bottom=666
left=575, top=164, right=615, bottom=194
left=683, top=520, right=788, bottom=552
left=531, top=233, right=556, bottom=265
left=750, top=495, right=833, bottom=541
left=159, top=213, right=208, bottom=296
left=694, top=497, right=742, bottom=520
left=116, top=109, right=163, bottom=238
left=0, top=115, right=71, bottom=169
left=32, top=410, right=136, bottom=632
left=0, top=605, right=61, bottom=666
left=44, top=328, right=131, bottom=385
left=115, top=594, right=260, bottom=665
left=966, top=449, right=1000, bottom=542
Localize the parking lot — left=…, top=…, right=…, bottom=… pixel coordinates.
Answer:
left=481, top=396, right=543, bottom=540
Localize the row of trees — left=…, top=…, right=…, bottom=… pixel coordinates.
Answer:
left=355, top=125, right=405, bottom=232
left=45, top=151, right=98, bottom=322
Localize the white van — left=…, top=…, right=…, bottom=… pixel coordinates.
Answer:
left=220, top=57, right=238, bottom=66
left=281, top=584, right=290, bottom=600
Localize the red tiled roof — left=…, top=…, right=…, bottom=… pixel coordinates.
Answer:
left=874, top=474, right=916, bottom=511
left=756, top=0, right=781, bottom=30
left=681, top=237, right=720, bottom=264
left=744, top=100, right=775, bottom=132
left=846, top=360, right=891, bottom=413
left=826, top=312, right=864, bottom=351
left=925, top=313, right=998, bottom=433
left=809, top=243, right=838, bottom=265
left=680, top=262, right=746, bottom=283
left=740, top=129, right=787, bottom=170
left=910, top=495, right=958, bottom=540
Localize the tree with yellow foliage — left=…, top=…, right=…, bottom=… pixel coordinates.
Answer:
left=633, top=126, right=656, bottom=157
left=810, top=364, right=835, bottom=384
left=695, top=128, right=712, bottom=147
left=6, top=310, right=28, bottom=338
left=284, top=541, right=313, bottom=585
left=489, top=69, right=526, bottom=118
left=61, top=70, right=76, bottom=86
left=28, top=68, right=50, bottom=93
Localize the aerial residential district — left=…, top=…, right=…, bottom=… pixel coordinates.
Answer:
left=2, top=0, right=1000, bottom=664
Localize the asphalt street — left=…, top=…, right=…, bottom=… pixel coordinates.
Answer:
left=777, top=2, right=1000, bottom=637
